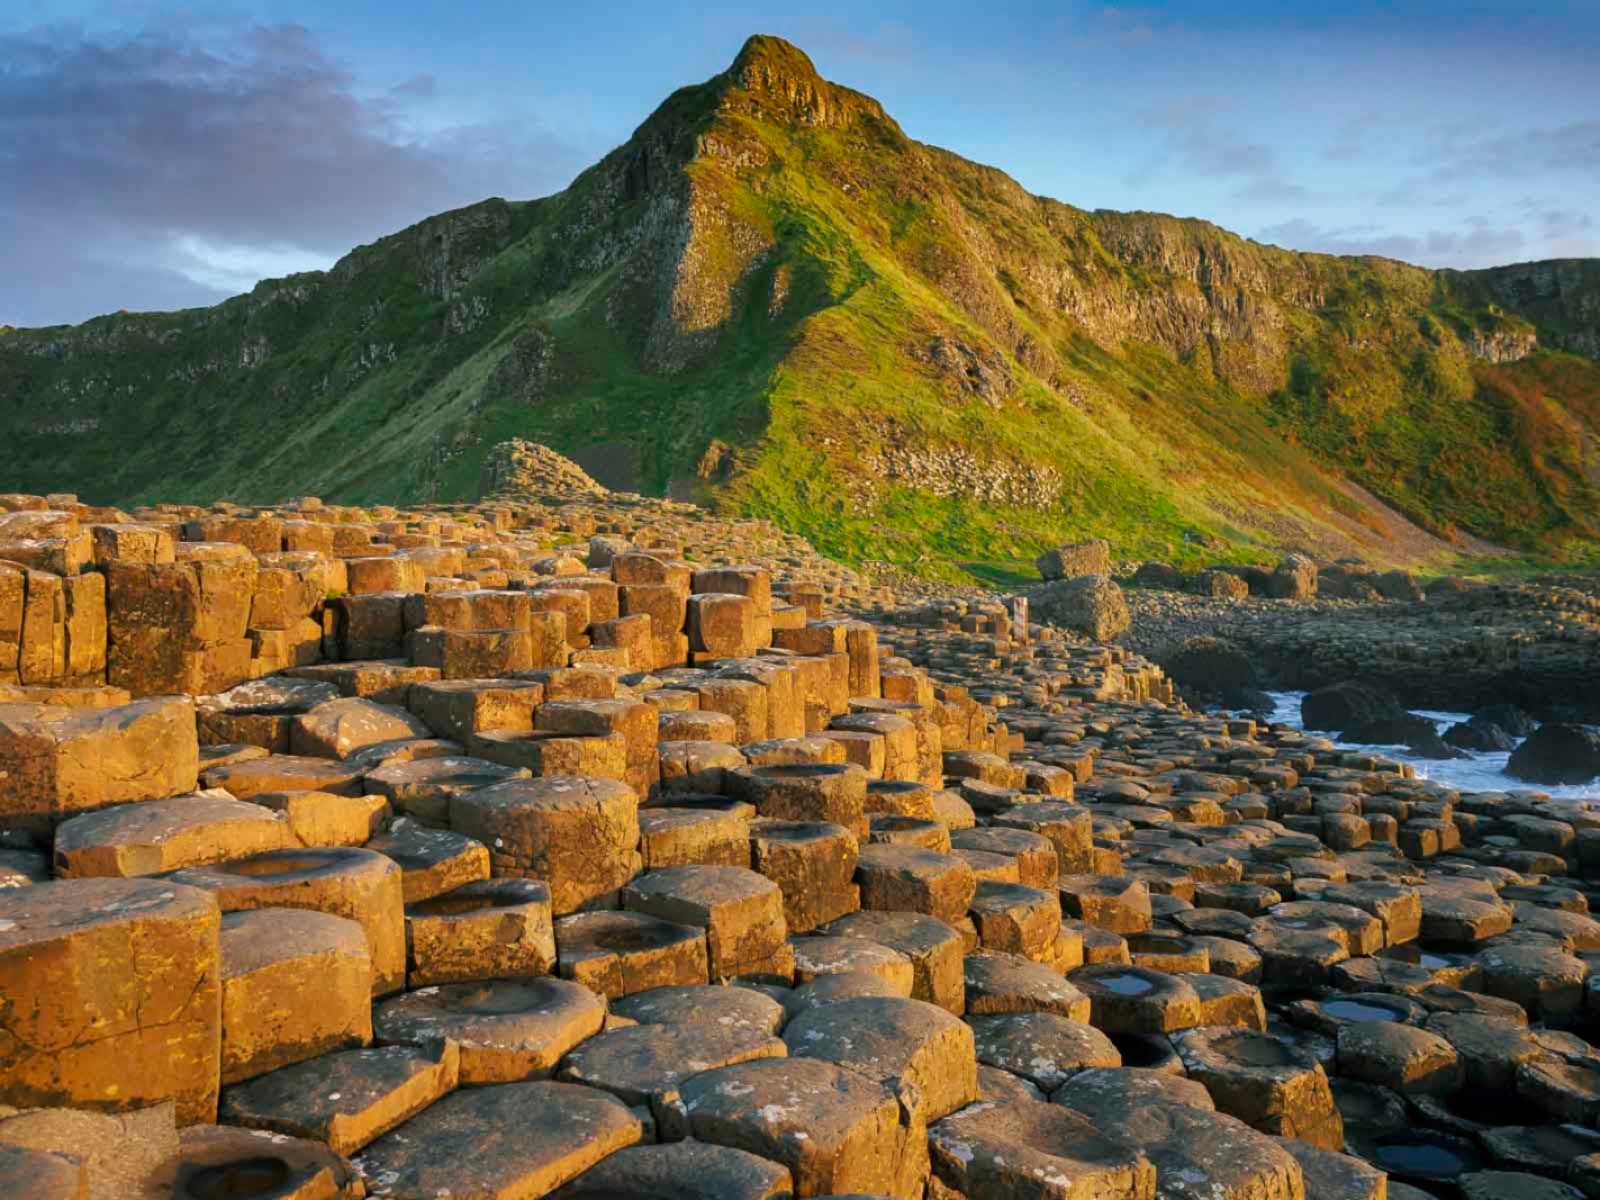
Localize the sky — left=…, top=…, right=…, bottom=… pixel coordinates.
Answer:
left=2, top=0, right=1596, bottom=327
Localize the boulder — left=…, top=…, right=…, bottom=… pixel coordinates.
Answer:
left=1132, top=561, right=1183, bottom=589
left=1163, top=637, right=1263, bottom=708
left=1300, top=681, right=1402, bottom=733
left=1269, top=553, right=1319, bottom=600
left=1507, top=723, right=1600, bottom=785
left=1444, top=721, right=1515, bottom=752
left=1035, top=539, right=1111, bottom=581
left=1028, top=575, right=1130, bottom=641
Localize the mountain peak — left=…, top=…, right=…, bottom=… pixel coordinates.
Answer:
left=718, top=33, right=891, bottom=132
left=729, top=34, right=822, bottom=84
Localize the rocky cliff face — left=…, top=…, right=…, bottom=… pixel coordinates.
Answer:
left=1469, top=259, right=1600, bottom=359
left=2, top=36, right=1598, bottom=575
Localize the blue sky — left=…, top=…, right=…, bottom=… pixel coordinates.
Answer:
left=2, top=0, right=1596, bottom=326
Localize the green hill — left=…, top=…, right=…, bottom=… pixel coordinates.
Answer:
left=4, top=35, right=1598, bottom=580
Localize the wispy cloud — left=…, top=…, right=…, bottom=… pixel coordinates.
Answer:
left=1259, top=216, right=1537, bottom=267
left=1127, top=95, right=1310, bottom=204
left=0, top=18, right=592, bottom=325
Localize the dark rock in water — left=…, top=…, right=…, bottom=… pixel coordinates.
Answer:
left=1506, top=724, right=1600, bottom=785
left=1444, top=721, right=1515, bottom=752
left=1302, top=681, right=1402, bottom=732
left=1164, top=637, right=1263, bottom=708
left=1470, top=703, right=1537, bottom=738
left=1235, top=688, right=1277, bottom=714
left=1337, top=713, right=1463, bottom=760
left=1342, top=713, right=1438, bottom=746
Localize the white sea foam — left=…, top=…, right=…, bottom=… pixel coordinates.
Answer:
left=1263, top=691, right=1600, bottom=800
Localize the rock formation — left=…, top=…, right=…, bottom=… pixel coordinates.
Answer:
left=0, top=443, right=1594, bottom=1197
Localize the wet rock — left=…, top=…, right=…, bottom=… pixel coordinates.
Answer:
left=1507, top=723, right=1600, bottom=785
left=1070, top=963, right=1202, bottom=1034
left=1301, top=681, right=1401, bottom=733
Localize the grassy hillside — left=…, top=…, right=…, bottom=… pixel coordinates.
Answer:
left=3, top=35, right=1598, bottom=580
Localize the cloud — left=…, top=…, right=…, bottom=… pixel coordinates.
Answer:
left=1422, top=121, right=1600, bottom=182
left=1128, top=95, right=1309, bottom=202
left=1258, top=216, right=1532, bottom=267
left=0, top=19, right=592, bottom=326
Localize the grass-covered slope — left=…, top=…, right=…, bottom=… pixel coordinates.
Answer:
left=3, top=35, right=1598, bottom=579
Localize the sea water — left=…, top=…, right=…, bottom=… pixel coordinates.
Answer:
left=1262, top=692, right=1600, bottom=799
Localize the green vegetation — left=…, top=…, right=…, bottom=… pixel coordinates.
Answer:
left=2, top=35, right=1597, bottom=581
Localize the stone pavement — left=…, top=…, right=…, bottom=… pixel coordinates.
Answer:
left=0, top=463, right=1597, bottom=1199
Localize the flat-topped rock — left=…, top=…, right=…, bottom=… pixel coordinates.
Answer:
left=0, top=879, right=221, bottom=1124
left=350, top=1081, right=645, bottom=1199
left=52, top=791, right=290, bottom=877
left=928, top=1097, right=1155, bottom=1200
left=559, top=1019, right=786, bottom=1135
left=374, top=976, right=605, bottom=1083
left=549, top=1140, right=792, bottom=1200
left=0, top=697, right=198, bottom=834
left=219, top=1042, right=460, bottom=1155
left=676, top=1057, right=928, bottom=1199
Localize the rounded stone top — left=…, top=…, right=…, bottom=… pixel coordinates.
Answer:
left=0, top=877, right=217, bottom=949
left=455, top=775, right=639, bottom=815
left=172, top=846, right=393, bottom=886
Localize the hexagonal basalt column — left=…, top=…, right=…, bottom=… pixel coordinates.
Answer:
left=747, top=819, right=859, bottom=933
left=554, top=909, right=709, bottom=997
left=854, top=844, right=976, bottom=926
left=450, top=776, right=641, bottom=915
left=170, top=847, right=405, bottom=996
left=677, top=1057, right=926, bottom=1199
left=374, top=977, right=605, bottom=1083
left=352, top=1081, right=645, bottom=1199
left=782, top=995, right=977, bottom=1124
left=405, top=878, right=556, bottom=986
left=730, top=763, right=868, bottom=840
left=1069, top=963, right=1204, bottom=1035
left=0, top=878, right=221, bottom=1124
left=1174, top=1026, right=1344, bottom=1150
left=218, top=908, right=372, bottom=1084
left=623, top=865, right=793, bottom=983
